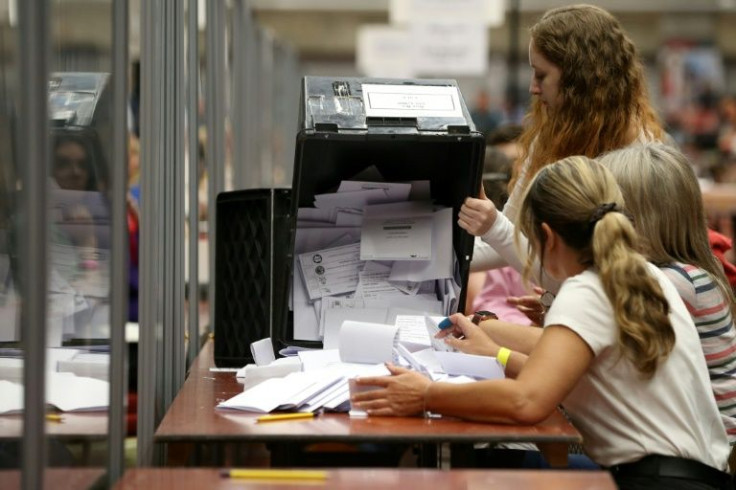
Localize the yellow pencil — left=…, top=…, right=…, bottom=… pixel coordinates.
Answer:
left=220, top=469, right=327, bottom=480
left=45, top=414, right=63, bottom=422
left=256, top=412, right=316, bottom=423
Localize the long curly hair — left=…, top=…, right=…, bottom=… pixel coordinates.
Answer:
left=510, top=4, right=664, bottom=192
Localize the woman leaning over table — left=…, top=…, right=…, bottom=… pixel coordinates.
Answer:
left=467, top=4, right=664, bottom=289
left=353, top=156, right=731, bottom=490
left=599, top=143, right=736, bottom=447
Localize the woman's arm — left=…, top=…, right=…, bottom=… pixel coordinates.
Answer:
left=353, top=324, right=593, bottom=424
left=478, top=319, right=543, bottom=355
left=434, top=316, right=531, bottom=378
left=436, top=315, right=543, bottom=356
left=471, top=238, right=509, bottom=271
left=461, top=194, right=562, bottom=293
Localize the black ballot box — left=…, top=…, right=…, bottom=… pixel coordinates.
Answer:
left=214, top=188, right=292, bottom=367
left=273, top=76, right=486, bottom=351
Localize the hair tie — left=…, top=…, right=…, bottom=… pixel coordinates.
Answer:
left=589, top=202, right=618, bottom=224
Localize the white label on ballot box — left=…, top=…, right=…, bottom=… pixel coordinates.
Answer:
left=362, top=83, right=464, bottom=119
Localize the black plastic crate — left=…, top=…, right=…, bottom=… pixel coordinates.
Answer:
left=214, top=188, right=291, bottom=367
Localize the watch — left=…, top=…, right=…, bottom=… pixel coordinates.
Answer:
left=471, top=310, right=498, bottom=325
left=540, top=291, right=555, bottom=312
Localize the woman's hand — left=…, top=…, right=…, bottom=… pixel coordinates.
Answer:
left=352, top=364, right=432, bottom=417
left=435, top=313, right=500, bottom=357
left=458, top=184, right=498, bottom=236
left=507, top=286, right=546, bottom=326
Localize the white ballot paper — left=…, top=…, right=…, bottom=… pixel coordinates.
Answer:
left=434, top=351, right=505, bottom=380
left=360, top=201, right=434, bottom=261
left=337, top=181, right=412, bottom=202
left=314, top=188, right=392, bottom=211
left=389, top=207, right=454, bottom=281
left=250, top=337, right=276, bottom=366
left=338, top=320, right=399, bottom=365
left=425, top=315, right=456, bottom=352
left=298, top=242, right=363, bottom=301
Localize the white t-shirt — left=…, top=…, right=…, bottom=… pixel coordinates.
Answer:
left=545, top=264, right=730, bottom=470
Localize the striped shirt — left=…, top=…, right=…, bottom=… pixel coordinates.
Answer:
left=662, top=262, right=736, bottom=444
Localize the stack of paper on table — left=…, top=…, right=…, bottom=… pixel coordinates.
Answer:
left=218, top=315, right=503, bottom=414
left=0, top=371, right=109, bottom=414
left=57, top=352, right=109, bottom=381
left=292, top=175, right=461, bottom=343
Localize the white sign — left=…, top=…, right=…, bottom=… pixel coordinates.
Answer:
left=362, top=83, right=464, bottom=118
left=356, top=25, right=415, bottom=79
left=411, top=23, right=488, bottom=76
left=390, top=0, right=505, bottom=27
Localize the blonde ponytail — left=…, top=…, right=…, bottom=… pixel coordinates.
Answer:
left=592, top=212, right=674, bottom=378
left=517, top=156, right=675, bottom=378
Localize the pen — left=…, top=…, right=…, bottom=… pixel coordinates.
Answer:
left=220, top=469, right=328, bottom=480
left=45, top=414, right=63, bottom=422
left=256, top=412, right=316, bottom=423
left=438, top=317, right=453, bottom=330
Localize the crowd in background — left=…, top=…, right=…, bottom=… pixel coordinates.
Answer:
left=469, top=89, right=736, bottom=187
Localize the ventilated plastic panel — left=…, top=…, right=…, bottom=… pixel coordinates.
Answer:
left=214, top=188, right=291, bottom=367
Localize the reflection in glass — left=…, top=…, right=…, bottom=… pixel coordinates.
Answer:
left=48, top=73, right=112, bottom=348
left=0, top=0, right=23, bottom=472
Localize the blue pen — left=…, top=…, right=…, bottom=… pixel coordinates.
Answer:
left=437, top=317, right=453, bottom=330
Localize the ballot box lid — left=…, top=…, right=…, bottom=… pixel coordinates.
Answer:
left=299, top=76, right=477, bottom=134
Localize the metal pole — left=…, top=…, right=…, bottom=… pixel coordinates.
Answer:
left=259, top=29, right=274, bottom=188
left=206, top=0, right=226, bottom=335
left=18, top=0, right=49, bottom=487
left=137, top=0, right=159, bottom=466
left=108, top=0, right=130, bottom=482
left=187, top=0, right=200, bottom=368
left=245, top=2, right=259, bottom=187
left=506, top=0, right=521, bottom=117
left=284, top=46, right=298, bottom=185
left=232, top=0, right=246, bottom=189
left=162, top=0, right=174, bottom=409
left=173, top=0, right=186, bottom=392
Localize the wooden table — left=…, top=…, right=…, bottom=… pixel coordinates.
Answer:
left=0, top=413, right=108, bottom=442
left=155, top=341, right=582, bottom=468
left=115, top=468, right=616, bottom=490
left=0, top=412, right=108, bottom=464
left=0, top=468, right=105, bottom=490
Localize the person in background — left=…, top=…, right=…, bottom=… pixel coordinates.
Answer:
left=469, top=89, right=505, bottom=138
left=52, top=134, right=99, bottom=192
left=127, top=134, right=140, bottom=322
left=465, top=124, right=533, bottom=326
left=354, top=156, right=731, bottom=490
left=599, top=143, right=736, bottom=447
left=51, top=133, right=101, bottom=252
left=464, top=4, right=664, bottom=294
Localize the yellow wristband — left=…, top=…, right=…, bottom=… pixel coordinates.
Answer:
left=496, top=347, right=512, bottom=369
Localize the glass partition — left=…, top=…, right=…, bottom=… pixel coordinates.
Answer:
left=0, top=0, right=23, bottom=474
left=47, top=0, right=117, bottom=478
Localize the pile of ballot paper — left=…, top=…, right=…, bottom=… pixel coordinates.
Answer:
left=217, top=315, right=505, bottom=415
left=292, top=176, right=461, bottom=344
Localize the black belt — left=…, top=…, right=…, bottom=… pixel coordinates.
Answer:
left=608, top=454, right=732, bottom=489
